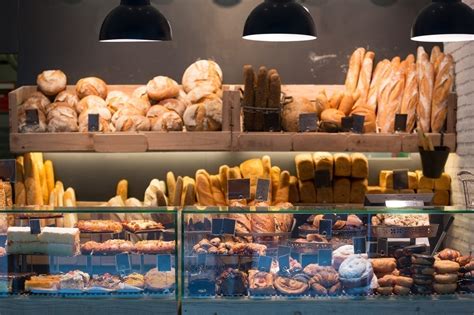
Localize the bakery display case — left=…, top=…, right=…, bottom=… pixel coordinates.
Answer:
left=0, top=207, right=178, bottom=300
left=181, top=206, right=474, bottom=314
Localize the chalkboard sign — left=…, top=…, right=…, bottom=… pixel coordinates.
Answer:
left=257, top=256, right=272, bottom=272
left=393, top=169, right=409, bottom=190
left=25, top=109, right=39, bottom=125
left=353, top=237, right=367, bottom=254
left=299, top=113, right=318, bottom=132
left=115, top=253, right=131, bottom=273
left=395, top=114, right=408, bottom=132
left=29, top=219, right=41, bottom=235
left=157, top=254, right=172, bottom=272
left=88, top=113, right=100, bottom=132
left=319, top=219, right=332, bottom=238
left=352, top=114, right=365, bottom=134
left=255, top=178, right=270, bottom=202
left=278, top=254, right=290, bottom=272
left=227, top=179, right=251, bottom=200
left=0, top=159, right=16, bottom=182
left=301, top=254, right=318, bottom=267
left=318, top=249, right=332, bottom=267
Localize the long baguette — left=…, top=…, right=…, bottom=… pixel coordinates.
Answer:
left=416, top=47, right=434, bottom=133
left=367, top=59, right=391, bottom=112
left=243, top=65, right=256, bottom=130
left=431, top=54, right=454, bottom=132
left=400, top=56, right=419, bottom=133
left=345, top=48, right=366, bottom=94
left=254, top=66, right=268, bottom=131
left=356, top=51, right=375, bottom=101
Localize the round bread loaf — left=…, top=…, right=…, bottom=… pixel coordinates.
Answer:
left=159, top=98, right=187, bottom=117
left=106, top=91, right=130, bottom=114
left=413, top=274, right=433, bottom=285
left=111, top=105, right=143, bottom=126
left=78, top=107, right=113, bottom=132
left=411, top=264, right=435, bottom=275
left=281, top=96, right=316, bottom=132
left=146, top=76, right=180, bottom=101
left=394, top=276, right=413, bottom=288
left=350, top=105, right=376, bottom=133
left=18, top=104, right=47, bottom=133
left=147, top=105, right=169, bottom=119
left=114, top=115, right=150, bottom=132
left=434, top=273, right=458, bottom=284
left=411, top=254, right=435, bottom=266
left=132, top=86, right=150, bottom=103
left=183, top=99, right=222, bottom=132
left=23, top=92, right=50, bottom=113
left=371, top=258, right=397, bottom=275
left=37, top=70, right=67, bottom=96
left=150, top=111, right=183, bottom=132
left=55, top=91, right=79, bottom=112
left=433, top=282, right=457, bottom=294
left=76, top=77, right=108, bottom=100
left=76, top=95, right=107, bottom=114
left=182, top=60, right=223, bottom=93
left=128, top=97, right=151, bottom=115
left=46, top=103, right=78, bottom=132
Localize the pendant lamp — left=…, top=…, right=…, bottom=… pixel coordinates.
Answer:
left=243, top=0, right=317, bottom=42
left=411, top=0, right=474, bottom=42
left=100, top=0, right=172, bottom=42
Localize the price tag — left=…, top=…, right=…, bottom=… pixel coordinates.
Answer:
left=115, top=253, right=131, bottom=273
left=377, top=238, right=389, bottom=256
left=25, top=109, right=39, bottom=125
left=323, top=214, right=337, bottom=222
left=211, top=218, right=223, bottom=235
left=227, top=179, right=251, bottom=200
left=341, top=116, right=353, bottom=132
left=257, top=256, right=272, bottom=272
left=263, top=112, right=281, bottom=132
left=157, top=254, right=172, bottom=272
left=393, top=169, right=409, bottom=190
left=314, top=169, right=331, bottom=188
left=318, top=249, right=332, bottom=267
left=395, top=114, right=408, bottom=132
left=318, top=219, right=332, bottom=238
left=29, top=219, right=41, bottom=235
left=337, top=213, right=348, bottom=221
left=278, top=254, right=290, bottom=272
left=301, top=254, right=318, bottom=267
left=278, top=246, right=291, bottom=258
left=197, top=253, right=207, bottom=266
left=0, top=159, right=16, bottom=183
left=88, top=113, right=100, bottom=132
left=352, top=114, right=365, bottom=134
left=385, top=200, right=424, bottom=208
left=222, top=218, right=236, bottom=235
left=353, top=237, right=367, bottom=254
left=255, top=178, right=270, bottom=202
left=298, top=113, right=318, bottom=132
left=367, top=242, right=378, bottom=254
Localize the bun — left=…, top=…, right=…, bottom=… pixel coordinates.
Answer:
left=37, top=70, right=67, bottom=96
left=321, top=108, right=345, bottom=127
left=46, top=103, right=79, bottom=132
left=76, top=77, right=108, bottom=100
left=146, top=76, right=180, bottom=101
left=76, top=95, right=107, bottom=114
left=55, top=91, right=79, bottom=111
left=159, top=98, right=187, bottom=117
left=182, top=60, right=223, bottom=93
left=183, top=99, right=222, bottom=131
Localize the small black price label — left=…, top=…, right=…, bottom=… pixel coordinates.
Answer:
left=278, top=246, right=291, bottom=258
left=197, top=253, right=207, bottom=266
left=298, top=113, right=318, bottom=133
left=323, top=214, right=337, bottom=222
left=25, top=109, right=39, bottom=125
left=115, top=253, right=131, bottom=273
left=377, top=238, right=389, bottom=256
left=395, top=114, right=408, bottom=132
left=301, top=254, right=318, bottom=267
left=318, top=219, right=332, bottom=238
left=393, top=169, right=409, bottom=190
left=29, top=219, right=41, bottom=235
left=352, top=114, right=365, bottom=134
left=211, top=218, right=235, bottom=235
left=257, top=256, right=273, bottom=272
left=88, top=113, right=100, bottom=132
left=278, top=254, right=290, bottom=272
left=0, top=159, right=16, bottom=183
left=263, top=112, right=281, bottom=132
left=353, top=237, right=367, bottom=254
left=341, top=116, right=353, bottom=132
left=318, top=249, right=332, bottom=267
left=255, top=178, right=270, bottom=202
left=211, top=218, right=223, bottom=235
left=227, top=179, right=251, bottom=200
left=367, top=242, right=378, bottom=254
left=337, top=214, right=348, bottom=221
left=314, top=169, right=331, bottom=188
left=157, top=254, right=172, bottom=272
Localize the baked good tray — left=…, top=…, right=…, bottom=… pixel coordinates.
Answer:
left=369, top=224, right=439, bottom=238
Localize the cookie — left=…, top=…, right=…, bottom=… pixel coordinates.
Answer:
left=433, top=282, right=457, bottom=294
left=411, top=254, right=435, bottom=266
left=434, top=260, right=460, bottom=274
left=434, top=273, right=458, bottom=284
left=411, top=264, right=435, bottom=275
left=393, top=285, right=410, bottom=295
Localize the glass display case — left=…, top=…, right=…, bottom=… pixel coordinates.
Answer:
left=181, top=206, right=473, bottom=306
left=0, top=207, right=177, bottom=299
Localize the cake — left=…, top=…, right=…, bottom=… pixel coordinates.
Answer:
left=144, top=268, right=175, bottom=291
left=25, top=275, right=61, bottom=291
left=87, top=273, right=121, bottom=291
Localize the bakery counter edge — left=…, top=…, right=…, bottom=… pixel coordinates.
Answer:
left=0, top=296, right=178, bottom=315
left=182, top=294, right=474, bottom=315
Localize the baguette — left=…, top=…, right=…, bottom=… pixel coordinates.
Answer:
left=268, top=73, right=282, bottom=109
left=367, top=59, right=391, bottom=112
left=44, top=160, right=55, bottom=197
left=16, top=156, right=24, bottom=183
left=345, top=48, right=366, bottom=94
left=255, top=66, right=268, bottom=131
left=210, top=175, right=226, bottom=206
left=219, top=165, right=229, bottom=198
left=116, top=179, right=128, bottom=202
left=430, top=46, right=442, bottom=65
left=243, top=65, right=256, bottom=130
left=166, top=171, right=176, bottom=204
left=356, top=51, right=376, bottom=100
left=25, top=177, right=43, bottom=206
left=173, top=176, right=184, bottom=207
left=64, top=187, right=77, bottom=207
left=182, top=182, right=196, bottom=206
left=55, top=181, right=64, bottom=207
left=416, top=47, right=434, bottom=132
left=289, top=176, right=300, bottom=204
left=14, top=181, right=26, bottom=205
left=400, top=58, right=419, bottom=133
left=431, top=54, right=454, bottom=133
left=328, top=91, right=344, bottom=109
left=338, top=93, right=355, bottom=116
left=195, top=172, right=216, bottom=206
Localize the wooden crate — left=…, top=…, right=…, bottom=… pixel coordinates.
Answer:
left=9, top=85, right=233, bottom=153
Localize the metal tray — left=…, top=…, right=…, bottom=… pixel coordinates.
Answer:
left=298, top=225, right=367, bottom=238
left=369, top=224, right=439, bottom=238
left=288, top=239, right=332, bottom=253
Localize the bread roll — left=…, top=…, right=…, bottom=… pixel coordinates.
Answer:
left=159, top=98, right=187, bottom=118
left=46, top=103, right=79, bottom=132
left=431, top=54, right=454, bottom=132
left=18, top=104, right=47, bottom=133
left=183, top=99, right=222, bottom=131
left=114, top=115, right=150, bottom=132
left=298, top=180, right=316, bottom=203
left=351, top=179, right=368, bottom=203
left=274, top=171, right=290, bottom=204
left=295, top=154, right=315, bottom=181
left=314, top=90, right=329, bottom=115
left=76, top=77, right=108, bottom=100
left=328, top=91, right=344, bottom=109
left=282, top=96, right=315, bottom=132
left=334, top=153, right=351, bottom=177
left=320, top=108, right=345, bottom=127
left=313, top=152, right=334, bottom=180
left=345, top=48, right=366, bottom=94
left=416, top=47, right=434, bottom=132
left=55, top=91, right=79, bottom=111
left=433, top=190, right=450, bottom=206
left=367, top=59, right=391, bottom=112
left=351, top=153, right=368, bottom=179
left=146, top=76, right=180, bottom=101
left=196, top=172, right=216, bottom=206
left=182, top=60, right=223, bottom=93
left=356, top=51, right=375, bottom=100
left=150, top=111, right=183, bottom=131
left=240, top=159, right=264, bottom=200
left=400, top=59, right=419, bottom=133
left=219, top=165, right=229, bottom=198
left=289, top=176, right=300, bottom=204
left=338, top=93, right=355, bottom=116
left=37, top=70, right=67, bottom=96
left=271, top=166, right=281, bottom=203
left=116, top=179, right=128, bottom=201
left=434, top=173, right=451, bottom=191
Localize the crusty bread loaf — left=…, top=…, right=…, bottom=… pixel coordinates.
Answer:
left=195, top=172, right=216, bottom=206
left=274, top=171, right=290, bottom=205
left=345, top=48, right=366, bottom=94
left=295, top=153, right=315, bottom=181
left=350, top=105, right=377, bottom=133
left=37, top=70, right=67, bottom=96
left=243, top=65, right=255, bottom=130
left=219, top=165, right=229, bottom=198
left=328, top=91, right=344, bottom=109
left=312, top=152, right=334, bottom=180
left=173, top=176, right=184, bottom=207
left=298, top=180, right=317, bottom=203
left=314, top=90, right=329, bottom=115
left=350, top=179, right=368, bottom=203
left=182, top=60, right=222, bottom=94
left=416, top=47, right=434, bottom=132
left=44, top=160, right=55, bottom=196
left=356, top=51, right=375, bottom=101
left=351, top=153, right=368, bottom=179
left=210, top=175, right=226, bottom=206
left=430, top=46, right=442, bottom=65
left=76, top=77, right=108, bottom=100
left=166, top=172, right=176, bottom=203
left=282, top=96, right=316, bottom=132
left=240, top=159, right=264, bottom=200
left=367, top=59, right=391, bottom=113
left=431, top=54, right=454, bottom=133
left=289, top=176, right=300, bottom=204
left=146, top=76, right=180, bottom=101
left=334, top=153, right=351, bottom=177
left=400, top=57, right=418, bottom=133
left=268, top=72, right=282, bottom=109
left=271, top=166, right=281, bottom=203
left=15, top=181, right=26, bottom=205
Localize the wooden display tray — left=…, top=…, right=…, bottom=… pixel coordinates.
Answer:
left=9, top=85, right=456, bottom=153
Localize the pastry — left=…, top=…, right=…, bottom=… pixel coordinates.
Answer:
left=274, top=272, right=310, bottom=296
left=123, top=273, right=145, bottom=289
left=217, top=268, right=248, bottom=296
left=433, top=282, right=457, bottom=294
left=25, top=275, right=61, bottom=291
left=76, top=77, right=108, bottom=100
left=371, top=258, right=397, bottom=275
left=37, top=70, right=67, bottom=96
left=88, top=273, right=121, bottom=290
left=248, top=270, right=274, bottom=295
left=307, top=266, right=341, bottom=296
left=59, top=270, right=90, bottom=290
left=339, top=254, right=374, bottom=289
left=394, top=276, right=413, bottom=288
left=122, top=220, right=164, bottom=232
left=437, top=248, right=460, bottom=261
left=434, top=260, right=460, bottom=274
left=434, top=273, right=458, bottom=284
left=76, top=220, right=123, bottom=233
left=393, top=284, right=410, bottom=295
left=134, top=240, right=175, bottom=254
left=376, top=286, right=393, bottom=295
left=144, top=268, right=175, bottom=291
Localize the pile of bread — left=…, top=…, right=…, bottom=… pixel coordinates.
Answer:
left=366, top=170, right=451, bottom=206
left=18, top=60, right=223, bottom=133
left=294, top=152, right=369, bottom=204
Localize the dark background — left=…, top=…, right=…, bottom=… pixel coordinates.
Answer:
left=1, top=0, right=436, bottom=86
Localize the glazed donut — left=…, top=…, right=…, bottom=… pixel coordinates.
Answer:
left=76, top=77, right=108, bottom=100
left=411, top=254, right=435, bottom=266
left=434, top=273, right=458, bottom=284
left=393, top=285, right=410, bottom=295
left=37, top=70, right=67, bottom=96
left=413, top=274, right=433, bottom=285
left=394, top=276, right=413, bottom=288
left=146, top=76, right=180, bottom=101
left=376, top=286, right=393, bottom=296
left=434, top=260, right=460, bottom=274
left=433, top=282, right=457, bottom=294
left=411, top=264, right=435, bottom=275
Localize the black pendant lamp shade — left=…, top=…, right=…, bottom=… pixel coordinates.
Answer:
left=100, top=0, right=172, bottom=42
left=243, top=0, right=317, bottom=42
left=411, top=0, right=474, bottom=42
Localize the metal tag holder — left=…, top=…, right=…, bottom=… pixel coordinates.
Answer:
left=458, top=171, right=474, bottom=209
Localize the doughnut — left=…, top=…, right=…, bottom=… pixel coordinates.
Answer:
left=434, top=260, right=460, bottom=274
left=393, top=285, right=410, bottom=295
left=434, top=273, right=458, bottom=284
left=411, top=254, right=435, bottom=266
left=394, top=276, right=413, bottom=288
left=433, top=282, right=457, bottom=294
left=376, top=286, right=393, bottom=296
